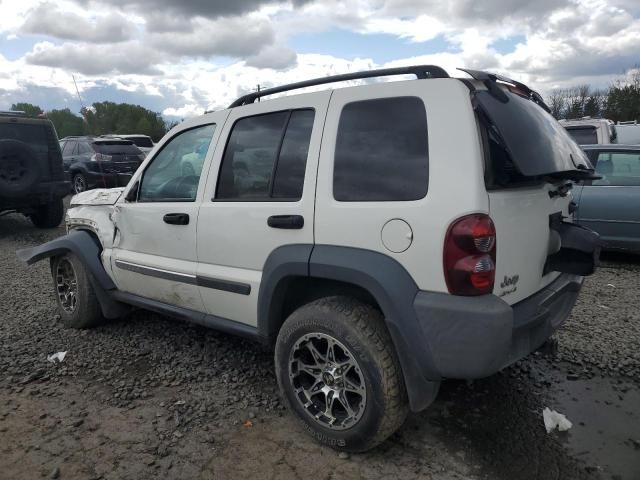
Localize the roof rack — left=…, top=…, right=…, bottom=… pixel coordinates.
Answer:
left=0, top=110, right=28, bottom=117
left=229, top=65, right=450, bottom=107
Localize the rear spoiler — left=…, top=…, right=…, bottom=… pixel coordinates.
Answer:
left=458, top=68, right=551, bottom=114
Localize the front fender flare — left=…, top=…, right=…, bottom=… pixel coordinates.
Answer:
left=17, top=229, right=127, bottom=318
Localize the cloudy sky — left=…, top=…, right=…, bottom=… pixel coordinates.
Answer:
left=0, top=0, right=639, bottom=119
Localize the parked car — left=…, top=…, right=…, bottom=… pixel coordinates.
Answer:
left=615, top=121, right=640, bottom=145
left=19, top=66, right=600, bottom=452
left=559, top=117, right=617, bottom=145
left=102, top=134, right=155, bottom=156
left=59, top=136, right=145, bottom=194
left=0, top=110, right=69, bottom=227
left=575, top=144, right=640, bottom=253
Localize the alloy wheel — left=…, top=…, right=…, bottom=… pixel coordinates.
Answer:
left=55, top=258, right=78, bottom=313
left=73, top=175, right=86, bottom=193
left=288, top=332, right=367, bottom=430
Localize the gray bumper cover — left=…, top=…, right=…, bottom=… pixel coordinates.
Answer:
left=414, top=273, right=583, bottom=379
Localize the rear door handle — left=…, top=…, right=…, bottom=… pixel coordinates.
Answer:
left=163, top=213, right=189, bottom=225
left=267, top=215, right=304, bottom=229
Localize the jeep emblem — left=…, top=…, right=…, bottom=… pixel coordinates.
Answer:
left=500, top=275, right=519, bottom=289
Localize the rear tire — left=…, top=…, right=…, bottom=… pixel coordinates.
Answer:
left=51, top=253, right=104, bottom=329
left=30, top=198, right=64, bottom=228
left=275, top=296, right=408, bottom=452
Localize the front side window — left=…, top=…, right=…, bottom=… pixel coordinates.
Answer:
left=333, top=96, right=429, bottom=201
left=216, top=109, right=314, bottom=201
left=594, top=151, right=640, bottom=186
left=138, top=124, right=216, bottom=202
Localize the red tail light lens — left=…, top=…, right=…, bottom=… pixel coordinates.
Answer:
left=443, top=214, right=496, bottom=295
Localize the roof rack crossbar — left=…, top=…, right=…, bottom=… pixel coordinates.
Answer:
left=229, top=65, right=449, bottom=107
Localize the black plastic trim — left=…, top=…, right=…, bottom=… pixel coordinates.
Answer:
left=196, top=276, right=251, bottom=295
left=259, top=244, right=313, bottom=339
left=112, top=291, right=260, bottom=341
left=114, top=259, right=197, bottom=284
left=114, top=259, right=251, bottom=295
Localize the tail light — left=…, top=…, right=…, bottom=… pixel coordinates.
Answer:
left=443, top=214, right=496, bottom=295
left=90, top=153, right=112, bottom=162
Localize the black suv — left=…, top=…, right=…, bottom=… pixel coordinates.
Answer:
left=60, top=136, right=145, bottom=194
left=0, top=111, right=70, bottom=228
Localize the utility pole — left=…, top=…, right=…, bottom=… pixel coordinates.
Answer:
left=256, top=84, right=261, bottom=102
left=72, top=75, right=85, bottom=113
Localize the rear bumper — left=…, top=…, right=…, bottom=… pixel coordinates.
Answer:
left=413, top=273, right=583, bottom=379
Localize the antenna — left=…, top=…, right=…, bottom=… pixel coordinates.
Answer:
left=72, top=75, right=85, bottom=112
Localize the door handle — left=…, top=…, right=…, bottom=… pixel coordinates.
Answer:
left=163, top=213, right=189, bottom=225
left=267, top=215, right=304, bottom=229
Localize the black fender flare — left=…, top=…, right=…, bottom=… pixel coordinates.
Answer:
left=259, top=244, right=440, bottom=412
left=17, top=229, right=128, bottom=319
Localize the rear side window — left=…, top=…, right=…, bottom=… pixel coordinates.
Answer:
left=216, top=109, right=314, bottom=201
left=565, top=126, right=598, bottom=145
left=333, top=97, right=429, bottom=201
left=594, top=151, right=640, bottom=186
left=63, top=141, right=77, bottom=156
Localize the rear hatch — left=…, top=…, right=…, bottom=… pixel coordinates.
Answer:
left=473, top=83, right=599, bottom=305
left=92, top=141, right=144, bottom=173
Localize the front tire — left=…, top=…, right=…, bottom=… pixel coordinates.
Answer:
left=30, top=198, right=64, bottom=228
left=51, top=253, right=104, bottom=329
left=275, top=296, right=408, bottom=452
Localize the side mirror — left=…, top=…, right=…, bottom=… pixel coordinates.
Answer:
left=125, top=181, right=139, bottom=202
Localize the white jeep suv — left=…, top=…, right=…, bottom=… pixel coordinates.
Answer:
left=19, top=66, right=600, bottom=452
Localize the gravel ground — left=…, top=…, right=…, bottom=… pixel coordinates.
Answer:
left=0, top=210, right=638, bottom=480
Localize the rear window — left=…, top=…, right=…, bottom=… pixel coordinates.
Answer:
left=333, top=96, right=429, bottom=201
left=475, top=88, right=594, bottom=184
left=92, top=141, right=142, bottom=155
left=0, top=123, right=49, bottom=156
left=565, top=126, right=598, bottom=145
left=127, top=136, right=153, bottom=148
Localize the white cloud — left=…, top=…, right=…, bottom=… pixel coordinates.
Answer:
left=163, top=104, right=203, bottom=118
left=21, top=2, right=137, bottom=43
left=1, top=0, right=639, bottom=121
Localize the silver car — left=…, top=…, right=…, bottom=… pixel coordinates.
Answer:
left=575, top=145, right=640, bottom=253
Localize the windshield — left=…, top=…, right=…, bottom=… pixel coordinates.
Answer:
left=475, top=88, right=594, bottom=180
left=565, top=126, right=598, bottom=145
left=92, top=141, right=142, bottom=155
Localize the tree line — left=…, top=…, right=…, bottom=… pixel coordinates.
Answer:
left=546, top=69, right=640, bottom=122
left=9, top=101, right=178, bottom=141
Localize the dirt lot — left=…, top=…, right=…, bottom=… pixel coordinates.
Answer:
left=0, top=211, right=638, bottom=480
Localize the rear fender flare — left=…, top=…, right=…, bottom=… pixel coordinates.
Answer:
left=259, top=244, right=441, bottom=412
